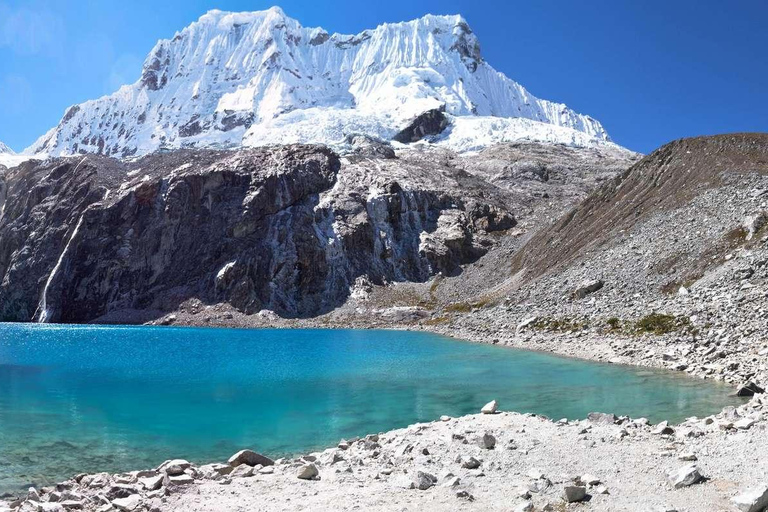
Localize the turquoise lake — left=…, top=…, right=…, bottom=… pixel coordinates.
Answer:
left=0, top=324, right=742, bottom=494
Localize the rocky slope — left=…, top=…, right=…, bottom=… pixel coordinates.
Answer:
left=247, top=134, right=765, bottom=395
left=26, top=7, right=612, bottom=158
left=6, top=139, right=626, bottom=323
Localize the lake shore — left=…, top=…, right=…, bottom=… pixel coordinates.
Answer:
left=4, top=307, right=767, bottom=511
left=4, top=395, right=766, bottom=512
left=152, top=299, right=765, bottom=396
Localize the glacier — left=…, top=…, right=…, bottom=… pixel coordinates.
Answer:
left=26, top=6, right=616, bottom=157
left=0, top=141, right=35, bottom=168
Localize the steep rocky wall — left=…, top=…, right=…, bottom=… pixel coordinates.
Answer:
left=0, top=145, right=515, bottom=322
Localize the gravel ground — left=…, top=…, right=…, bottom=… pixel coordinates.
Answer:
left=6, top=396, right=767, bottom=512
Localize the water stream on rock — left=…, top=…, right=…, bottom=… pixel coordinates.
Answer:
left=0, top=324, right=742, bottom=494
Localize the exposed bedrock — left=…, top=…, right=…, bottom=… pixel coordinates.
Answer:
left=0, top=145, right=515, bottom=322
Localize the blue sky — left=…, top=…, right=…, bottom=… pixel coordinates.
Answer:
left=0, top=0, right=766, bottom=154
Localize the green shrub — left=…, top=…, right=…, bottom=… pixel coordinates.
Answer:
left=634, top=313, right=688, bottom=335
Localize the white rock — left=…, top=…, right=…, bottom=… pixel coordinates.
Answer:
left=516, top=316, right=537, bottom=334
left=581, top=473, right=601, bottom=486
left=165, top=474, right=194, bottom=486
left=112, top=495, right=141, bottom=512
left=139, top=474, right=163, bottom=491
left=514, top=501, right=534, bottom=512
left=667, top=465, right=703, bottom=488
left=732, top=485, right=768, bottom=512
left=296, top=463, right=319, bottom=480
left=481, top=400, right=498, bottom=414
left=393, top=475, right=415, bottom=489
left=735, top=418, right=756, bottom=430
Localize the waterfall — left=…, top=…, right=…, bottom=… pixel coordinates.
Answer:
left=36, top=213, right=86, bottom=323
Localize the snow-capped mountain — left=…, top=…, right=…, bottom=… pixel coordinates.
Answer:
left=0, top=141, right=23, bottom=168
left=27, top=7, right=613, bottom=157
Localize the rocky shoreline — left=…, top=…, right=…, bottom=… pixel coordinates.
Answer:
left=3, top=391, right=767, bottom=512
left=4, top=311, right=766, bottom=511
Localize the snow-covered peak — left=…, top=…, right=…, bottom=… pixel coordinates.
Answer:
left=27, top=7, right=614, bottom=157
left=0, top=141, right=14, bottom=154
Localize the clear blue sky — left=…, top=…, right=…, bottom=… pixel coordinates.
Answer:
left=0, top=0, right=766, bottom=153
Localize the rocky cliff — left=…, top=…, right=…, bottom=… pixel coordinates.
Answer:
left=0, top=143, right=521, bottom=322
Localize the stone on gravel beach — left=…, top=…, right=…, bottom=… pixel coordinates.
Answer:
left=296, top=464, right=319, bottom=480
left=667, top=465, right=703, bottom=488
left=111, top=495, right=140, bottom=512
left=481, top=400, right=498, bottom=414
left=563, top=485, right=587, bottom=502
left=732, top=485, right=768, bottom=512
left=227, top=449, right=274, bottom=468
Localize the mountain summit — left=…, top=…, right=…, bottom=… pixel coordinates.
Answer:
left=0, top=141, right=13, bottom=154
left=27, top=7, right=612, bottom=157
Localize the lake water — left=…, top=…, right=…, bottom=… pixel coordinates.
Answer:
left=0, top=324, right=741, bottom=494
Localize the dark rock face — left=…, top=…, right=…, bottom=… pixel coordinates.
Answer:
left=0, top=156, right=123, bottom=322
left=345, top=134, right=396, bottom=159
left=393, top=110, right=450, bottom=144
left=0, top=145, right=515, bottom=322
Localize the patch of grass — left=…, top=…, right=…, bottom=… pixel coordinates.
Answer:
left=660, top=275, right=702, bottom=295
left=423, top=315, right=450, bottom=326
left=444, top=298, right=492, bottom=313
left=606, top=317, right=621, bottom=330
left=724, top=226, right=748, bottom=245
left=633, top=313, right=690, bottom=335
left=532, top=316, right=589, bottom=332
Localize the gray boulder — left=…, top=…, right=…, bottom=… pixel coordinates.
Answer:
left=667, top=465, right=703, bottom=488
left=296, top=463, right=319, bottom=480
left=574, top=279, right=604, bottom=299
left=563, top=485, right=587, bottom=502
left=228, top=449, right=274, bottom=468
